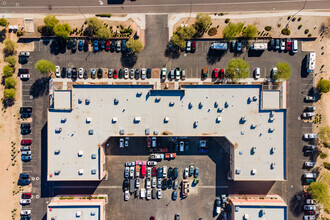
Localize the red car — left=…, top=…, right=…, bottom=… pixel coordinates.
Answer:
left=21, top=139, right=32, bottom=145
left=22, top=193, right=31, bottom=199
left=191, top=41, right=196, bottom=52
left=286, top=39, right=292, bottom=51
left=305, top=210, right=315, bottom=215
left=113, top=69, right=118, bottom=79
left=105, top=40, right=110, bottom=51
left=213, top=68, right=219, bottom=78
left=220, top=69, right=225, bottom=79
left=84, top=39, right=89, bottom=51
left=152, top=167, right=157, bottom=176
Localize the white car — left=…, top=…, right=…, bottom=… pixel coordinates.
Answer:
left=162, top=166, right=167, bottom=178
left=179, top=141, right=184, bottom=152
left=147, top=167, right=151, bottom=178
left=152, top=137, right=156, bottom=147
left=146, top=189, right=151, bottom=200
left=124, top=190, right=129, bottom=201
left=141, top=68, right=146, bottom=79
left=170, top=69, right=175, bottom=79
left=157, top=178, right=162, bottom=188
left=184, top=168, right=189, bottom=179
left=136, top=178, right=140, bottom=188
left=119, top=138, right=124, bottom=148
left=157, top=189, right=162, bottom=199
left=151, top=177, right=156, bottom=188
left=146, top=178, right=151, bottom=189
left=21, top=151, right=31, bottom=155
left=19, top=51, right=30, bottom=57
left=124, top=68, right=129, bottom=79
left=20, top=199, right=31, bottom=205
left=125, top=137, right=129, bottom=147
left=175, top=68, right=180, bottom=80
left=20, top=74, right=30, bottom=80
left=140, top=188, right=146, bottom=199
left=304, top=205, right=316, bottom=210
left=147, top=161, right=157, bottom=166
left=129, top=167, right=134, bottom=178
left=161, top=68, right=167, bottom=80
left=271, top=67, right=278, bottom=79
left=55, top=66, right=60, bottom=77
left=130, top=69, right=135, bottom=78
left=124, top=167, right=129, bottom=178
left=304, top=133, right=317, bottom=140
left=254, top=67, right=260, bottom=79
left=78, top=68, right=84, bottom=79
left=302, top=112, right=315, bottom=118
left=20, top=210, right=31, bottom=215
left=280, top=39, right=285, bottom=51
left=186, top=41, right=191, bottom=52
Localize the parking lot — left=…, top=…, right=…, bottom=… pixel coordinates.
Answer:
left=18, top=14, right=317, bottom=220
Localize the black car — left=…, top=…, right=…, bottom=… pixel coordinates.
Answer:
left=21, top=128, right=31, bottom=135
left=61, top=67, right=67, bottom=78
left=20, top=216, right=31, bottom=220
left=269, top=39, right=275, bottom=50
left=72, top=39, right=77, bottom=51
left=21, top=123, right=31, bottom=129
left=275, top=39, right=280, bottom=50
left=19, top=57, right=28, bottom=64
left=97, top=69, right=103, bottom=78
left=20, top=107, right=32, bottom=114
left=168, top=179, right=173, bottom=188
left=231, top=40, right=236, bottom=51
left=20, top=173, right=30, bottom=179
left=168, top=167, right=173, bottom=178
left=123, top=179, right=129, bottom=191
left=110, top=40, right=115, bottom=52
left=18, top=179, right=31, bottom=186
left=162, top=178, right=168, bottom=189
left=67, top=39, right=73, bottom=50
left=72, top=68, right=78, bottom=79
left=118, top=69, right=123, bottom=79
left=83, top=69, right=89, bottom=79
left=147, top=68, right=152, bottom=78
left=135, top=69, right=140, bottom=79
left=172, top=191, right=177, bottom=200
left=100, top=40, right=105, bottom=50
left=173, top=168, right=178, bottom=179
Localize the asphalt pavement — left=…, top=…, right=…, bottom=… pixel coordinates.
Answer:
left=2, top=0, right=330, bottom=13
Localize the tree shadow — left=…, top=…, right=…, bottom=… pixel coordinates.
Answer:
left=30, top=77, right=49, bottom=98
left=164, top=47, right=180, bottom=59
left=206, top=48, right=227, bottom=65
left=120, top=52, right=138, bottom=68
left=289, top=191, right=305, bottom=217
left=3, top=98, right=15, bottom=108
left=0, top=29, right=6, bottom=43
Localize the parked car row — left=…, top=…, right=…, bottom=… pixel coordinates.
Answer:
left=21, top=139, right=32, bottom=161
left=19, top=173, right=32, bottom=215
left=66, top=38, right=131, bottom=53
left=18, top=51, right=30, bottom=64
left=215, top=194, right=227, bottom=215
left=269, top=38, right=298, bottom=53
left=303, top=193, right=317, bottom=219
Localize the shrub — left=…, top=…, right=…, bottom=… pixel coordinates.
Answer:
left=119, top=28, right=133, bottom=35
left=292, top=17, right=296, bottom=21
left=4, top=88, right=16, bottom=100
left=17, top=30, right=24, bottom=36
left=53, top=23, right=71, bottom=39
left=95, top=14, right=111, bottom=18
left=5, top=56, right=17, bottom=67
left=242, top=24, right=258, bottom=39
left=223, top=22, right=244, bottom=41
left=287, top=16, right=291, bottom=20
left=4, top=39, right=17, bottom=55
left=281, top=28, right=291, bottom=35
left=307, top=182, right=329, bottom=205
left=208, top=27, right=218, bottom=36
left=298, top=25, right=302, bottom=29
left=5, top=77, right=16, bottom=89
left=317, top=78, right=330, bottom=93
left=0, top=18, right=8, bottom=26
left=3, top=65, right=14, bottom=77
left=305, top=29, right=309, bottom=34
left=120, top=24, right=124, bottom=29
left=320, top=152, right=328, bottom=159
left=298, top=17, right=302, bottom=21
left=194, top=13, right=212, bottom=34
left=324, top=162, right=330, bottom=170
left=44, top=15, right=59, bottom=34
left=225, top=18, right=230, bottom=24
left=265, top=26, right=272, bottom=31
left=308, top=34, right=312, bottom=37
left=324, top=142, right=330, bottom=148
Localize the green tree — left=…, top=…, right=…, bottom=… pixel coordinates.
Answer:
left=4, top=88, right=16, bottom=100
left=0, top=18, right=8, bottom=26
left=34, top=59, right=56, bottom=75
left=126, top=39, right=143, bottom=53
left=4, top=55, right=17, bottom=67
left=194, top=13, right=212, bottom=34
left=317, top=78, right=330, bottom=93
left=86, top=17, right=104, bottom=34
left=96, top=26, right=111, bottom=39
left=53, top=23, right=71, bottom=39
left=4, top=39, right=17, bottom=55
left=3, top=65, right=14, bottom=77
left=242, top=24, right=258, bottom=39
left=223, top=22, right=244, bottom=41
left=226, top=58, right=250, bottom=80
left=171, top=26, right=196, bottom=49
left=307, top=182, right=329, bottom=204
left=44, top=15, right=59, bottom=33
left=5, top=76, right=16, bottom=89
left=275, top=63, right=291, bottom=80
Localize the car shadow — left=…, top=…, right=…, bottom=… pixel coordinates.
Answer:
left=164, top=47, right=180, bottom=59
left=121, top=52, right=138, bottom=68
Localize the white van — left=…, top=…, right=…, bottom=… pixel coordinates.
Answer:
left=304, top=173, right=316, bottom=179
left=292, top=40, right=298, bottom=53
left=254, top=68, right=260, bottom=79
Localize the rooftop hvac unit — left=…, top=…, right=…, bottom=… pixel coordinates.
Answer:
left=253, top=96, right=258, bottom=101
left=270, top=111, right=275, bottom=117
left=251, top=147, right=256, bottom=154
left=55, top=127, right=62, bottom=133
left=271, top=163, right=276, bottom=169
left=269, top=116, right=275, bottom=122
left=169, top=101, right=175, bottom=106
left=251, top=169, right=257, bottom=175
left=114, top=97, right=119, bottom=103
left=78, top=151, right=84, bottom=157
left=137, top=92, right=142, bottom=96
left=199, top=102, right=203, bottom=108
left=76, top=211, right=81, bottom=217
left=91, top=153, right=97, bottom=159
left=78, top=97, right=82, bottom=104
left=51, top=217, right=57, bottom=220
left=251, top=124, right=257, bottom=129
left=85, top=98, right=90, bottom=105
left=224, top=101, right=229, bottom=108
left=145, top=128, right=150, bottom=135
left=164, top=116, right=169, bottom=123
left=153, top=130, right=159, bottom=135
left=54, top=170, right=61, bottom=175
left=241, top=116, right=247, bottom=122
left=91, top=169, right=97, bottom=174
left=89, top=129, right=94, bottom=135
left=91, top=212, right=96, bottom=216
left=194, top=121, right=199, bottom=127
left=271, top=147, right=276, bottom=154
left=54, top=150, right=61, bottom=155
left=112, top=117, right=117, bottom=123
left=120, top=129, right=125, bottom=135
left=155, top=97, right=161, bottom=102
left=243, top=214, right=249, bottom=220
left=216, top=117, right=222, bottom=123
left=78, top=169, right=84, bottom=175
left=235, top=169, right=241, bottom=174
left=86, top=117, right=91, bottom=123
left=61, top=117, right=67, bottom=123
left=214, top=101, right=218, bottom=108
left=134, top=117, right=141, bottom=123
left=189, top=102, right=193, bottom=108
left=269, top=128, right=275, bottom=132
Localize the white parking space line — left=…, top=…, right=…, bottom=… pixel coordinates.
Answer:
left=54, top=185, right=122, bottom=189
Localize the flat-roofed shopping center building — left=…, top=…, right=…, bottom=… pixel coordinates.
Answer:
left=47, top=84, right=286, bottom=181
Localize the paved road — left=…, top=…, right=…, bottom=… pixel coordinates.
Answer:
left=2, top=0, right=330, bottom=13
